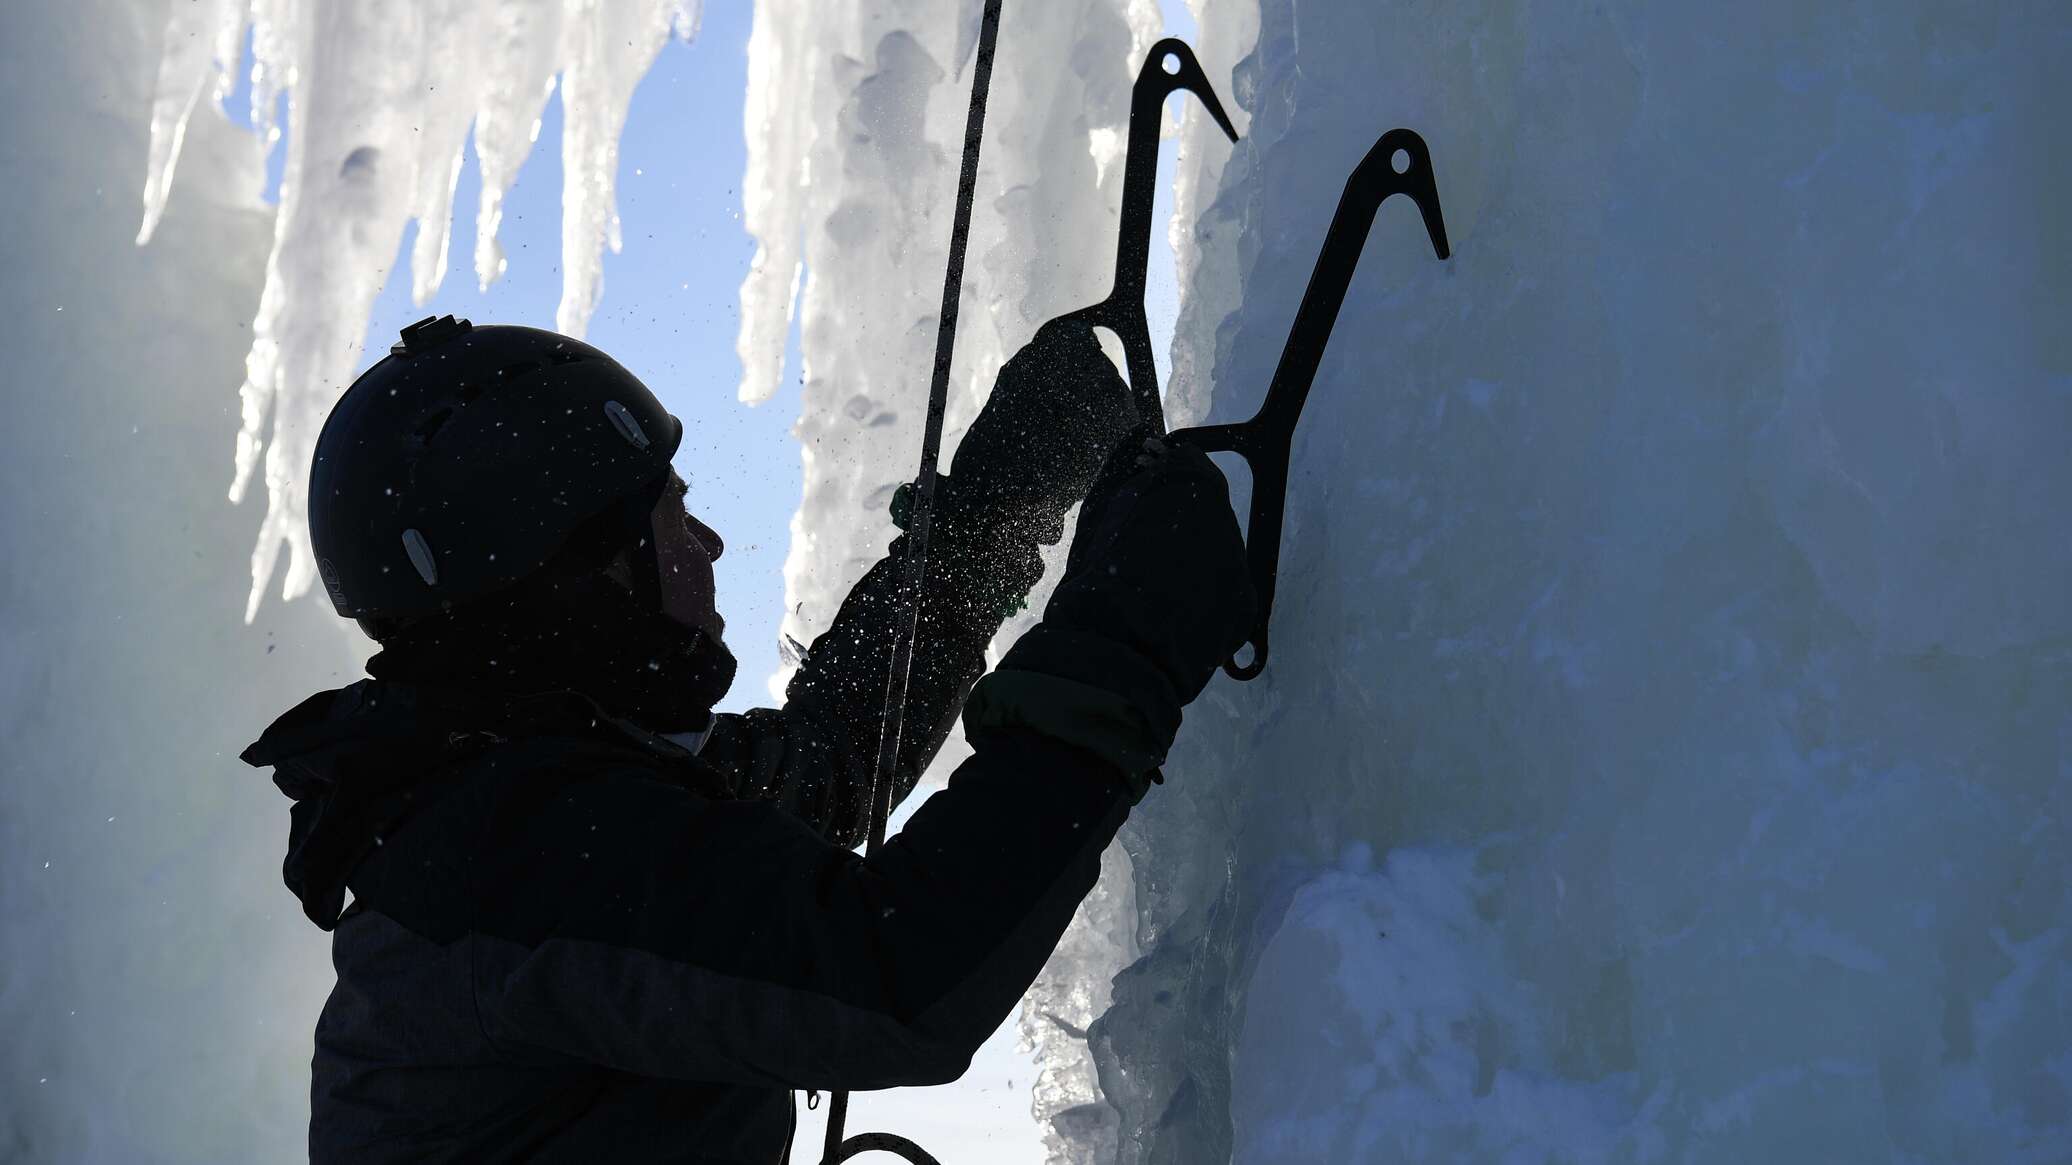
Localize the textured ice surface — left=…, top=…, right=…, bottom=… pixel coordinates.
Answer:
left=3, top=3, right=365, bottom=1157
left=138, top=0, right=696, bottom=620
left=1054, top=1, right=2072, bottom=1162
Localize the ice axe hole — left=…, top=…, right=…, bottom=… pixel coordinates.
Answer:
left=1161, top=51, right=1181, bottom=75
left=1092, top=325, right=1129, bottom=391
left=1204, top=448, right=1253, bottom=532
left=1197, top=447, right=1261, bottom=672
left=1228, top=640, right=1258, bottom=674
left=1205, top=449, right=1251, bottom=508
left=1391, top=148, right=1411, bottom=174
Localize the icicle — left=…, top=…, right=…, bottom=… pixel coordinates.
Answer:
left=555, top=0, right=687, bottom=337
left=137, top=0, right=247, bottom=245
left=138, top=0, right=699, bottom=620
left=473, top=3, right=564, bottom=292
left=732, top=1, right=817, bottom=406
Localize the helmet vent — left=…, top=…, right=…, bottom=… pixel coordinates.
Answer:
left=494, top=360, right=541, bottom=387
left=413, top=407, right=454, bottom=442
left=401, top=529, right=439, bottom=586
left=603, top=400, right=652, bottom=450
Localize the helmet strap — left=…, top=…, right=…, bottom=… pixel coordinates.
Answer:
left=618, top=471, right=672, bottom=615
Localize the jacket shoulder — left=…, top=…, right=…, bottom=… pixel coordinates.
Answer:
left=349, top=735, right=732, bottom=945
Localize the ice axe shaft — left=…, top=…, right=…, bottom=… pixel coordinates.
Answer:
left=1169, top=127, right=1450, bottom=680
left=1064, top=38, right=1237, bottom=432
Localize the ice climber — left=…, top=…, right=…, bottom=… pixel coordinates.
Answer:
left=242, top=313, right=1254, bottom=1162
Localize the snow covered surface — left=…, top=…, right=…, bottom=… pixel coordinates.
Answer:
left=138, top=0, right=697, bottom=621
left=1059, top=2, right=2070, bottom=1161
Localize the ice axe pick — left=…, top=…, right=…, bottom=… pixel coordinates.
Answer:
left=1168, top=127, right=1451, bottom=680
left=1063, top=37, right=1239, bottom=427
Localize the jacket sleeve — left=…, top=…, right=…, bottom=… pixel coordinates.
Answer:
left=464, top=727, right=1133, bottom=1090
left=699, top=475, right=1046, bottom=847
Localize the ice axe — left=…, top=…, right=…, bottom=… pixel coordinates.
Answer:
left=1063, top=37, right=1238, bottom=427
left=1167, top=127, right=1451, bottom=679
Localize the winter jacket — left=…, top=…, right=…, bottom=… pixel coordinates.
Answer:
left=245, top=489, right=1145, bottom=1164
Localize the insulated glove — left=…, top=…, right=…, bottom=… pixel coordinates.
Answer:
left=947, top=318, right=1139, bottom=544
left=963, top=435, right=1255, bottom=793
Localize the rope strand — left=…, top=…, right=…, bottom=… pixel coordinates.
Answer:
left=817, top=2, right=1005, bottom=1161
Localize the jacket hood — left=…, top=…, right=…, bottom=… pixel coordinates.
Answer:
left=242, top=680, right=713, bottom=930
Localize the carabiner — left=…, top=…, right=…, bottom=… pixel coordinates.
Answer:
left=820, top=1132, right=945, bottom=1164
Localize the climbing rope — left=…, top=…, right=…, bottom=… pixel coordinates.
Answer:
left=813, top=1, right=1005, bottom=1162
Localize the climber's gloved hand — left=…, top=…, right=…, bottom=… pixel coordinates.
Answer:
left=1043, top=435, right=1255, bottom=706
left=947, top=318, right=1139, bottom=544
left=962, top=434, right=1255, bottom=798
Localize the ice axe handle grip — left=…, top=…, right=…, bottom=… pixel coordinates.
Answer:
left=1167, top=127, right=1449, bottom=681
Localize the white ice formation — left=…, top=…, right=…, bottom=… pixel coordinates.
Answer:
left=748, top=0, right=2071, bottom=1161
left=138, top=0, right=697, bottom=621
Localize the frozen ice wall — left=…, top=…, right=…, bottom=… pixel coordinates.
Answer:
left=2, top=2, right=363, bottom=1158
left=138, top=0, right=697, bottom=622
left=1068, top=1, right=2071, bottom=1161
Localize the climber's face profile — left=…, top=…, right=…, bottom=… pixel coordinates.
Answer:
left=652, top=471, right=726, bottom=643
